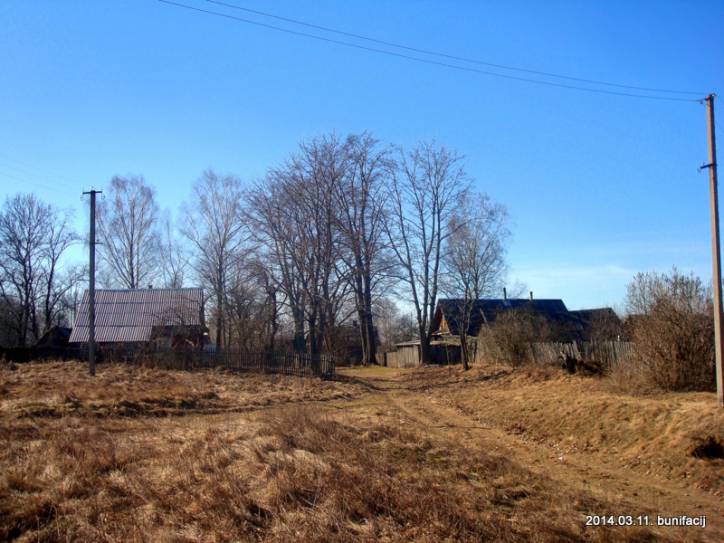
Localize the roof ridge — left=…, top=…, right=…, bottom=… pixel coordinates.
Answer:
left=90, top=287, right=202, bottom=291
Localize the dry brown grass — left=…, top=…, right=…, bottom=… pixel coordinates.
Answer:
left=0, top=361, right=363, bottom=419
left=404, top=365, right=724, bottom=495
left=1, top=361, right=718, bottom=542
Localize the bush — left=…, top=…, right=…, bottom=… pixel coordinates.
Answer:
left=476, top=308, right=550, bottom=366
left=623, top=269, right=715, bottom=391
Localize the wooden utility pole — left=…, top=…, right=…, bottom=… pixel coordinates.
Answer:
left=704, top=94, right=723, bottom=407
left=83, top=189, right=102, bottom=376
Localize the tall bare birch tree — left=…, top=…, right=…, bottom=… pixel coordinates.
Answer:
left=159, top=213, right=188, bottom=288
left=97, top=176, right=160, bottom=288
left=181, top=170, right=245, bottom=348
left=444, top=194, right=509, bottom=369
left=386, top=142, right=468, bottom=364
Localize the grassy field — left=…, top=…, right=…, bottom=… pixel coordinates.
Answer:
left=1, top=361, right=721, bottom=542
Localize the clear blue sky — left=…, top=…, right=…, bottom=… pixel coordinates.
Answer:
left=1, top=0, right=723, bottom=310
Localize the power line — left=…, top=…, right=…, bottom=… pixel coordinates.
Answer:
left=156, top=0, right=701, bottom=103
left=0, top=150, right=81, bottom=186
left=0, top=169, right=67, bottom=195
left=205, top=0, right=704, bottom=97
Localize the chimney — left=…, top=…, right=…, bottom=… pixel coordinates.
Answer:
left=503, top=287, right=507, bottom=300
left=529, top=291, right=533, bottom=300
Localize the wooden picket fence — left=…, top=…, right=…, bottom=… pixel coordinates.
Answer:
left=3, top=345, right=336, bottom=379
left=153, top=349, right=336, bottom=378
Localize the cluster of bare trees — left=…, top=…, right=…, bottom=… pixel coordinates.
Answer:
left=97, top=175, right=189, bottom=290
left=242, top=134, right=510, bottom=362
left=246, top=134, right=394, bottom=361
left=0, top=133, right=510, bottom=362
left=0, top=194, right=82, bottom=345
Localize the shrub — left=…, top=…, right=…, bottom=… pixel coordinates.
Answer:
left=622, top=269, right=715, bottom=391
left=476, top=308, right=550, bottom=366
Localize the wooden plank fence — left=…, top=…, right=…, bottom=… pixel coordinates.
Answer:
left=475, top=340, right=636, bottom=369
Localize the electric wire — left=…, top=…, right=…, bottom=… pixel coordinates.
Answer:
left=205, top=0, right=704, bottom=97
left=156, top=0, right=702, bottom=103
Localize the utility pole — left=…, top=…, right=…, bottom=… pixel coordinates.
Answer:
left=83, top=189, right=102, bottom=376
left=704, top=94, right=723, bottom=407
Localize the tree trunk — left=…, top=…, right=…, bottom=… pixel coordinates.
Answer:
left=293, top=307, right=305, bottom=353
left=362, top=276, right=376, bottom=365
left=460, top=331, right=470, bottom=371
left=307, top=315, right=319, bottom=356
left=215, top=297, right=223, bottom=349
left=419, top=328, right=432, bottom=365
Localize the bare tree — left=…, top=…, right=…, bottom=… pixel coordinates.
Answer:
left=224, top=261, right=260, bottom=350
left=41, top=209, right=81, bottom=331
left=385, top=142, right=468, bottom=364
left=219, top=258, right=282, bottom=352
left=97, top=175, right=160, bottom=288
left=333, top=134, right=395, bottom=365
left=247, top=136, right=353, bottom=356
left=625, top=268, right=709, bottom=316
left=248, top=260, right=281, bottom=352
left=0, top=297, right=22, bottom=347
left=375, top=297, right=418, bottom=350
left=0, top=194, right=78, bottom=345
left=444, top=193, right=509, bottom=369
left=246, top=176, right=309, bottom=352
left=181, top=170, right=246, bottom=348
left=159, top=213, right=188, bottom=288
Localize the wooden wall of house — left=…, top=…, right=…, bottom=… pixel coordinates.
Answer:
left=429, top=344, right=461, bottom=365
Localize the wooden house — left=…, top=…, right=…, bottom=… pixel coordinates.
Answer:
left=431, top=298, right=572, bottom=339
left=568, top=307, right=623, bottom=341
left=68, top=287, right=207, bottom=350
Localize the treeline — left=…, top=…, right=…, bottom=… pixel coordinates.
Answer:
left=0, top=133, right=509, bottom=363
left=0, top=195, right=82, bottom=347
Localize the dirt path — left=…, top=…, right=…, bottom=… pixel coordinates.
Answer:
left=337, top=368, right=723, bottom=542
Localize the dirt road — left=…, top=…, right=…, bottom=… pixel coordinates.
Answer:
left=335, top=366, right=723, bottom=542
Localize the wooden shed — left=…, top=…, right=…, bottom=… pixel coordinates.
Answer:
left=384, top=339, right=462, bottom=368
left=384, top=341, right=420, bottom=368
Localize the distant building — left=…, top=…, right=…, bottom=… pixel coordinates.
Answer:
left=35, top=326, right=72, bottom=348
left=68, top=287, right=207, bottom=349
left=329, top=320, right=379, bottom=365
left=384, top=297, right=621, bottom=368
left=431, top=298, right=622, bottom=342
left=568, top=308, right=623, bottom=341
left=431, top=298, right=572, bottom=339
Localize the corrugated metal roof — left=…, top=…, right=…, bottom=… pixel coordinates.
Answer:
left=69, top=288, right=204, bottom=343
